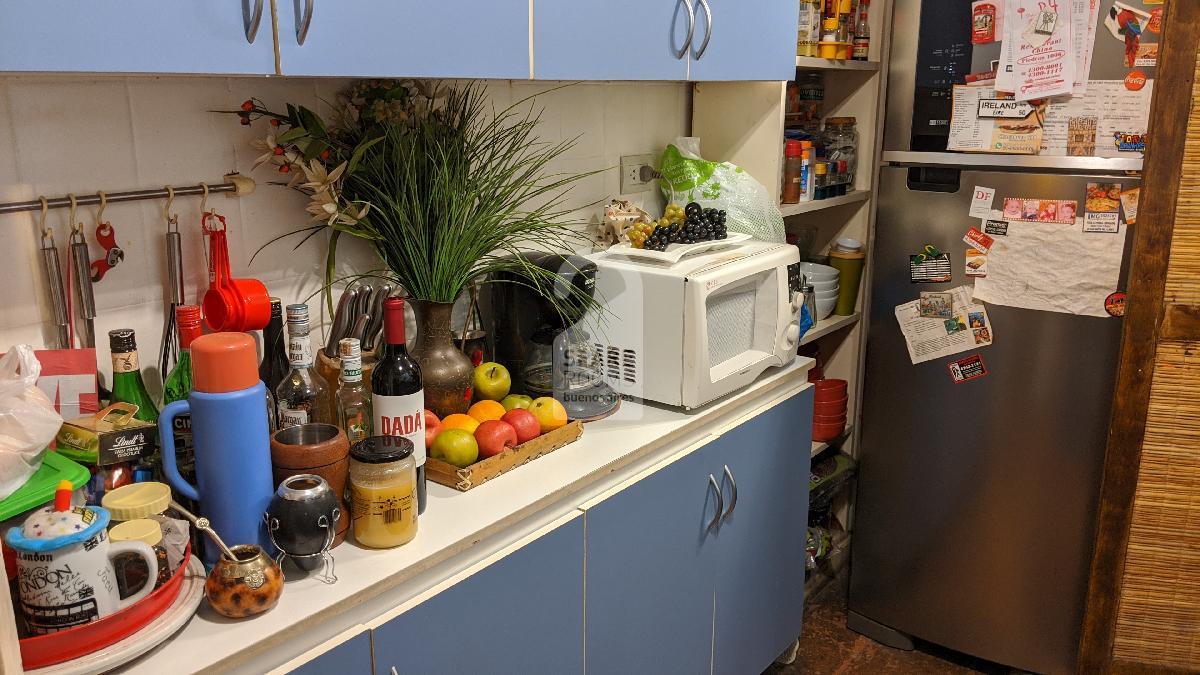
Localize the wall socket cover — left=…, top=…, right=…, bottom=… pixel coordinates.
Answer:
left=620, top=154, right=657, bottom=194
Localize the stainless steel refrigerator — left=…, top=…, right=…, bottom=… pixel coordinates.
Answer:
left=847, top=1, right=1153, bottom=673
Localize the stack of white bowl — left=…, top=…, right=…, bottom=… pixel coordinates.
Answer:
left=796, top=262, right=840, bottom=320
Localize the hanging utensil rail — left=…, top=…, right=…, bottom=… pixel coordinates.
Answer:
left=0, top=174, right=255, bottom=215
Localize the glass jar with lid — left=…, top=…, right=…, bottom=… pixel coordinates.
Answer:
left=349, top=435, right=418, bottom=548
left=823, top=117, right=859, bottom=188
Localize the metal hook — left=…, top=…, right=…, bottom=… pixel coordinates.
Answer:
left=95, top=191, right=108, bottom=226
left=67, top=194, right=82, bottom=235
left=199, top=182, right=209, bottom=215
left=164, top=185, right=178, bottom=231
left=38, top=197, right=52, bottom=245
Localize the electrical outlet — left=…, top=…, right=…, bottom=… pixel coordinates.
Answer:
left=620, top=154, right=657, bottom=194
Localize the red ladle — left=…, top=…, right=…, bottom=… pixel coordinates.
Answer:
left=202, top=213, right=269, bottom=332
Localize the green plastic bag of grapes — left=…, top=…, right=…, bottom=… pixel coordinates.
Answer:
left=658, top=137, right=785, bottom=243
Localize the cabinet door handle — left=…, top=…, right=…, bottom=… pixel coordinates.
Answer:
left=707, top=473, right=723, bottom=531
left=294, top=0, right=315, bottom=45
left=693, top=0, right=713, bottom=59
left=390, top=667, right=399, bottom=675
left=722, top=464, right=737, bottom=519
left=242, top=0, right=264, bottom=44
left=676, top=0, right=697, bottom=60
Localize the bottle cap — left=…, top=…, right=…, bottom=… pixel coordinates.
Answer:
left=192, top=332, right=261, bottom=393
left=801, top=140, right=814, bottom=149
left=785, top=140, right=803, bottom=157
left=802, top=150, right=812, bottom=160
left=286, top=303, right=309, bottom=325
left=351, top=435, right=415, bottom=464
left=110, top=519, right=163, bottom=547
left=102, top=481, right=171, bottom=520
left=108, top=328, right=137, bottom=353
left=269, top=297, right=283, bottom=319
left=176, top=305, right=202, bottom=349
left=815, top=162, right=828, bottom=175
left=383, top=297, right=406, bottom=345
left=338, top=338, right=361, bottom=360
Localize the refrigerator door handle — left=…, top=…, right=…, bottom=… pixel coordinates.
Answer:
left=707, top=474, right=723, bottom=531
left=721, top=464, right=738, bottom=520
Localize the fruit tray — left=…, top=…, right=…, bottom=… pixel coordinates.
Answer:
left=425, top=421, right=584, bottom=491
left=604, top=232, right=751, bottom=264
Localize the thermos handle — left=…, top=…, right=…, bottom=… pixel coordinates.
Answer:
left=109, top=540, right=159, bottom=609
left=159, top=399, right=200, bottom=502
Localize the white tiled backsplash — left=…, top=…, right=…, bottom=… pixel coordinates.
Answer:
left=0, top=76, right=688, bottom=394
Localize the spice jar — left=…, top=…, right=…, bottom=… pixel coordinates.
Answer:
left=782, top=140, right=804, bottom=204
left=823, top=117, right=859, bottom=188
left=349, top=436, right=418, bottom=549
left=110, top=518, right=171, bottom=591
left=101, top=481, right=190, bottom=580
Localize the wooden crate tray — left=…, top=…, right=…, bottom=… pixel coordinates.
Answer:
left=425, top=420, right=584, bottom=491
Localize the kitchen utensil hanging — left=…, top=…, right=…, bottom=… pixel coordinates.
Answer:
left=38, top=198, right=70, bottom=350
left=201, top=185, right=270, bottom=332
left=159, top=187, right=184, bottom=374
left=90, top=191, right=124, bottom=282
left=68, top=194, right=99, bottom=348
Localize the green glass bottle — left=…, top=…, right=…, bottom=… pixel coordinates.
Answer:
left=109, top=328, right=159, bottom=424
left=163, top=306, right=201, bottom=481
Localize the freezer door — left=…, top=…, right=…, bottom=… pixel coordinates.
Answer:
left=848, top=166, right=1133, bottom=674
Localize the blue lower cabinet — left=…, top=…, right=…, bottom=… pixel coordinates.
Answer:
left=711, top=388, right=813, bottom=675
left=371, top=515, right=585, bottom=675
left=584, top=442, right=722, bottom=675
left=290, top=632, right=373, bottom=675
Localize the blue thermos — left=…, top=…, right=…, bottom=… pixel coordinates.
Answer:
left=159, top=332, right=275, bottom=564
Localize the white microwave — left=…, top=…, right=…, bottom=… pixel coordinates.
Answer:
left=582, top=240, right=802, bottom=409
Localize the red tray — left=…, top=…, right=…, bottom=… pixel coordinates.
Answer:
left=19, top=544, right=192, bottom=670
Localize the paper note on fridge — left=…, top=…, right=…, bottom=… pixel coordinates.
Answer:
left=972, top=218, right=1127, bottom=317
left=896, top=285, right=994, bottom=365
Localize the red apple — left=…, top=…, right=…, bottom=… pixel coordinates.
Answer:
left=474, top=420, right=518, bottom=458
left=501, top=409, right=540, bottom=444
left=423, top=409, right=441, bottom=448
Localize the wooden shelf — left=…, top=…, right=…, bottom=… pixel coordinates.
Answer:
left=796, top=56, right=880, bottom=71
left=811, top=424, right=854, bottom=458
left=781, top=190, right=870, bottom=217
left=801, top=312, right=860, bottom=346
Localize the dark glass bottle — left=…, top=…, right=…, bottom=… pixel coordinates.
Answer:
left=259, top=298, right=289, bottom=393
left=372, top=297, right=427, bottom=513
left=109, top=329, right=159, bottom=424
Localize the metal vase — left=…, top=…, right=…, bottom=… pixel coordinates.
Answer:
left=410, top=299, right=473, bottom=417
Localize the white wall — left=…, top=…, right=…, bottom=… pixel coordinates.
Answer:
left=0, top=76, right=688, bottom=394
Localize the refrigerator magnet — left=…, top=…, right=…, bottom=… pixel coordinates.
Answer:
left=1105, top=291, right=1127, bottom=317
left=963, top=227, right=995, bottom=253
left=1083, top=213, right=1120, bottom=233
left=966, top=250, right=988, bottom=277
left=919, top=292, right=954, bottom=319
left=910, top=254, right=952, bottom=283
left=971, top=1, right=1000, bottom=44
left=948, top=354, right=988, bottom=383
left=983, top=219, right=1009, bottom=236
left=969, top=186, right=997, bottom=218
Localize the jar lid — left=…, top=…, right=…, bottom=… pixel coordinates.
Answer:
left=351, top=435, right=415, bottom=464
left=110, top=519, right=162, bottom=546
left=102, top=481, right=171, bottom=520
left=6, top=505, right=110, bottom=553
left=835, top=237, right=863, bottom=251
left=826, top=117, right=857, bottom=125
left=829, top=249, right=866, bottom=260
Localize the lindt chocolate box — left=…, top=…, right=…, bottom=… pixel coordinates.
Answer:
left=56, top=403, right=156, bottom=467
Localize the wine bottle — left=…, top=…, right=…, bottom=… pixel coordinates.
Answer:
left=259, top=298, right=289, bottom=393
left=372, top=297, right=427, bottom=514
left=163, top=305, right=201, bottom=482
left=275, top=303, right=332, bottom=429
left=109, top=329, right=159, bottom=424
left=337, top=337, right=372, bottom=443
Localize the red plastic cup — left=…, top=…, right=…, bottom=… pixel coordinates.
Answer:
left=814, top=396, right=848, bottom=416
left=814, top=379, right=848, bottom=400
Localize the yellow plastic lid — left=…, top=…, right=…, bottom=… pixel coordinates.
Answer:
left=101, top=481, right=171, bottom=521
left=110, top=519, right=162, bottom=546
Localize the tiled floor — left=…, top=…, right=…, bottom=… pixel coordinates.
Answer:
left=768, top=587, right=1008, bottom=675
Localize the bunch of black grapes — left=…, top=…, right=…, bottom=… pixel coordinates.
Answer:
left=642, top=202, right=729, bottom=252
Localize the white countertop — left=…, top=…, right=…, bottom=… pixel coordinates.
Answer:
left=117, top=358, right=814, bottom=675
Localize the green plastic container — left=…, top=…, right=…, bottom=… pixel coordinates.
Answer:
left=0, top=451, right=90, bottom=521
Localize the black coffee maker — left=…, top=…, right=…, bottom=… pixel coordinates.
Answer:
left=490, top=254, right=620, bottom=421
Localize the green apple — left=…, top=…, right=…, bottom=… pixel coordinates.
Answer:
left=431, top=428, right=479, bottom=468
left=473, top=362, right=512, bottom=401
left=501, top=394, right=533, bottom=411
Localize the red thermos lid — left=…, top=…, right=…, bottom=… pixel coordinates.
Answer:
left=191, top=332, right=261, bottom=393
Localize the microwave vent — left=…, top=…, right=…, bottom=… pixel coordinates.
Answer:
left=594, top=343, right=639, bottom=384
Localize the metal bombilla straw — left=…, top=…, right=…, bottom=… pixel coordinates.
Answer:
left=170, top=500, right=237, bottom=561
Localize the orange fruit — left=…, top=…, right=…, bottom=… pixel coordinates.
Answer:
left=529, top=397, right=568, bottom=434
left=467, top=400, right=507, bottom=423
left=441, top=413, right=480, bottom=435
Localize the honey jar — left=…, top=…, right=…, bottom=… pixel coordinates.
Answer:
left=348, top=436, right=418, bottom=548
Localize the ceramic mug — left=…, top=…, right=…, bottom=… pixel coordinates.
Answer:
left=6, top=506, right=157, bottom=634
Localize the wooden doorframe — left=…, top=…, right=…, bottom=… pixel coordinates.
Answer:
left=1077, top=1, right=1200, bottom=672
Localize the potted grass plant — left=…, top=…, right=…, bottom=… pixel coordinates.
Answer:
left=230, top=81, right=597, bottom=416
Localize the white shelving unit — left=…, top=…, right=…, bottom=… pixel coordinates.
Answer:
left=795, top=56, right=880, bottom=71
left=811, top=424, right=854, bottom=458
left=780, top=190, right=870, bottom=217
left=801, top=312, right=860, bottom=346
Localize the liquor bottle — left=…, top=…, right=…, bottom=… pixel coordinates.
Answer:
left=275, top=303, right=331, bottom=429
left=163, top=305, right=201, bottom=482
left=259, top=298, right=289, bottom=393
left=852, top=0, right=871, bottom=61
left=337, top=337, right=372, bottom=443
left=109, top=329, right=159, bottom=424
left=372, top=297, right=427, bottom=514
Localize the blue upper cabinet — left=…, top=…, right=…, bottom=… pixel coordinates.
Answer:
left=687, top=0, right=800, bottom=81
left=0, top=2, right=275, bottom=74
left=534, top=0, right=691, bottom=80
left=711, top=389, right=813, bottom=675
left=277, top=0, right=529, bottom=78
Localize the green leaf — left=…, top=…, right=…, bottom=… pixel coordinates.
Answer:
left=303, top=138, right=330, bottom=161
left=346, top=136, right=384, bottom=173
left=298, top=106, right=327, bottom=138
left=276, top=127, right=309, bottom=144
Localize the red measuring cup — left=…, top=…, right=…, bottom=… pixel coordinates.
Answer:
left=202, top=213, right=270, bottom=332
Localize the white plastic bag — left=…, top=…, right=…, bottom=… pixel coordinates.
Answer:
left=659, top=137, right=785, bottom=243
left=0, top=345, right=64, bottom=500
